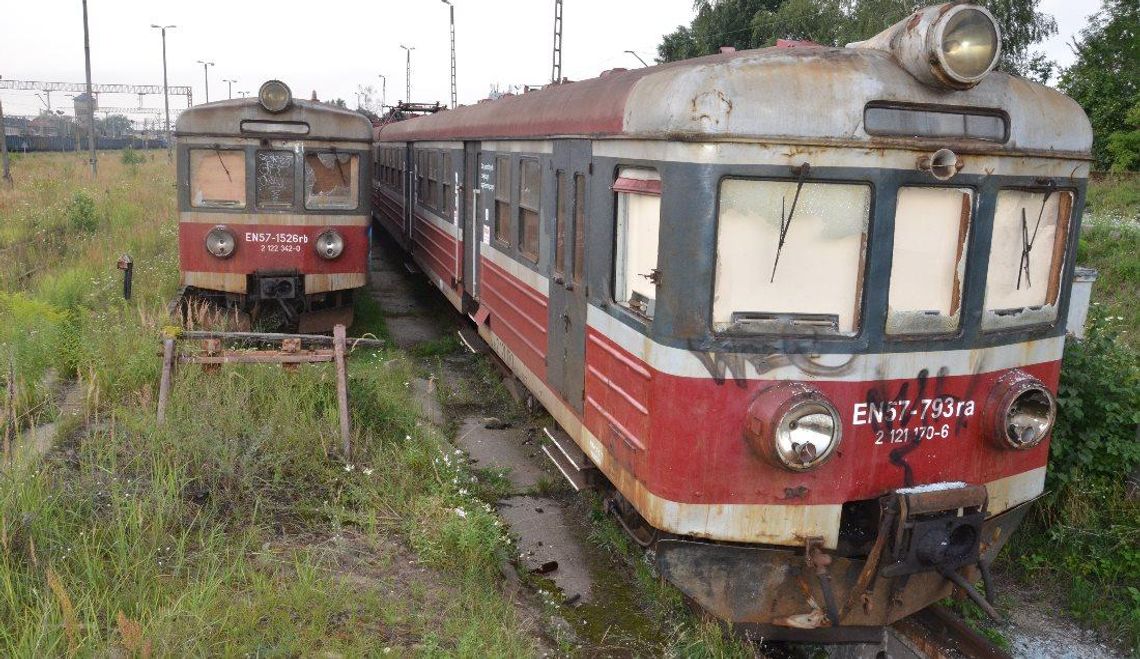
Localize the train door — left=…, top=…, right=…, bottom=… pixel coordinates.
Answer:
left=547, top=140, right=591, bottom=413
left=403, top=145, right=414, bottom=245
left=461, top=142, right=483, bottom=312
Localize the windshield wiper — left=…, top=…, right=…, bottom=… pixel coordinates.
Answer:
left=769, top=163, right=810, bottom=283
left=1016, top=188, right=1054, bottom=290
left=214, top=148, right=232, bottom=182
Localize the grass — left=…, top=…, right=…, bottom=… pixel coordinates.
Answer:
left=0, top=153, right=540, bottom=656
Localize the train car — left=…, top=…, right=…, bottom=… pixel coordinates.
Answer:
left=175, top=81, right=372, bottom=331
left=372, top=3, right=1092, bottom=641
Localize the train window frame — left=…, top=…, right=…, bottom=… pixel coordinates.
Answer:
left=554, top=171, right=568, bottom=278
left=613, top=167, right=662, bottom=321
left=711, top=176, right=873, bottom=337
left=303, top=151, right=359, bottom=211
left=494, top=156, right=512, bottom=248
left=254, top=149, right=298, bottom=211
left=981, top=186, right=1075, bottom=332
left=443, top=151, right=454, bottom=222
left=518, top=158, right=542, bottom=264
left=886, top=186, right=974, bottom=337
left=573, top=173, right=586, bottom=285
left=863, top=102, right=1010, bottom=143
left=188, top=147, right=247, bottom=209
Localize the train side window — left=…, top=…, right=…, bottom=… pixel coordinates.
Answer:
left=443, top=152, right=454, bottom=221
left=714, top=179, right=871, bottom=336
left=494, top=156, right=511, bottom=247
left=613, top=168, right=661, bottom=319
left=254, top=150, right=296, bottom=210
left=304, top=152, right=359, bottom=211
left=573, top=173, right=585, bottom=284
left=982, top=189, right=1074, bottom=330
left=554, top=172, right=567, bottom=277
left=429, top=150, right=441, bottom=211
left=887, top=187, right=972, bottom=335
left=189, top=149, right=246, bottom=208
left=519, top=159, right=541, bottom=263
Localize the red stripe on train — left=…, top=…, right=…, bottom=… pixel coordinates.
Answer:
left=180, top=223, right=369, bottom=274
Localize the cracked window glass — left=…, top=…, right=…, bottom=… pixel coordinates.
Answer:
left=255, top=150, right=295, bottom=210
left=305, top=152, right=358, bottom=210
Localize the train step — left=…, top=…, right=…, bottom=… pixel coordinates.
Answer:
left=541, top=426, right=594, bottom=492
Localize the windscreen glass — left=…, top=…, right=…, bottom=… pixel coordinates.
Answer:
left=189, top=149, right=246, bottom=208
left=983, top=189, right=1073, bottom=330
left=887, top=187, right=972, bottom=335
left=304, top=152, right=359, bottom=210
left=255, top=150, right=296, bottom=210
left=715, top=179, right=871, bottom=335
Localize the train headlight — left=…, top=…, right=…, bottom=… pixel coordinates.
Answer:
left=985, top=371, right=1056, bottom=450
left=745, top=384, right=842, bottom=471
left=315, top=230, right=344, bottom=260
left=854, top=4, right=1001, bottom=90
left=938, top=6, right=1001, bottom=83
left=204, top=226, right=236, bottom=259
left=258, top=80, right=292, bottom=113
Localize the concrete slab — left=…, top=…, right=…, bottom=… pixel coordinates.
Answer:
left=455, top=417, right=545, bottom=491
left=383, top=315, right=444, bottom=349
left=499, top=495, right=593, bottom=604
left=410, top=378, right=445, bottom=427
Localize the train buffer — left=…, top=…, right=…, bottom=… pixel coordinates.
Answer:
left=155, top=325, right=384, bottom=460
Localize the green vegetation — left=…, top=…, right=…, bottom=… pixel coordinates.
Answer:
left=0, top=154, right=540, bottom=655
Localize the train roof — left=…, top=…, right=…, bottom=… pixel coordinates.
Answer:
left=176, top=97, right=373, bottom=142
left=377, top=46, right=1092, bottom=158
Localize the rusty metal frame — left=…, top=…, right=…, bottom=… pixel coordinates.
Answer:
left=156, top=324, right=370, bottom=459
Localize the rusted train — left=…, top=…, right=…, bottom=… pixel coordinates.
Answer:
left=372, top=3, right=1092, bottom=641
left=175, top=81, right=372, bottom=331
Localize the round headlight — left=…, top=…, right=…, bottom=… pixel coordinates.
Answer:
left=775, top=401, right=842, bottom=470
left=258, top=80, right=292, bottom=113
left=204, top=226, right=236, bottom=259
left=985, top=371, right=1056, bottom=450
left=745, top=383, right=842, bottom=471
left=936, top=6, right=1001, bottom=84
left=315, top=230, right=344, bottom=260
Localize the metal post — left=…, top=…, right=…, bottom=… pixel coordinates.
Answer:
left=151, top=25, right=175, bottom=158
left=441, top=0, right=457, bottom=108
left=82, top=0, right=97, bottom=177
left=400, top=44, right=414, bottom=102
left=551, top=0, right=563, bottom=84
left=197, top=60, right=214, bottom=103
left=223, top=79, right=235, bottom=99
left=0, top=90, right=11, bottom=185
left=377, top=74, right=386, bottom=110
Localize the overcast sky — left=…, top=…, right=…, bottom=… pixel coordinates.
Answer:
left=0, top=0, right=1105, bottom=119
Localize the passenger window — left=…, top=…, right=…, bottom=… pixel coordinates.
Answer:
left=714, top=179, right=871, bottom=335
left=494, top=157, right=511, bottom=246
left=255, top=150, right=295, bottom=210
left=189, top=149, right=246, bottom=208
left=443, top=152, right=454, bottom=221
left=573, top=174, right=585, bottom=284
left=887, top=187, right=972, bottom=335
left=614, top=168, right=661, bottom=319
left=519, top=159, right=541, bottom=263
left=304, top=152, right=358, bottom=210
left=429, top=151, right=441, bottom=210
left=983, top=189, right=1073, bottom=330
left=554, top=172, right=567, bottom=277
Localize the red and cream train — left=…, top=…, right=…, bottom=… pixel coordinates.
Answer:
left=175, top=80, right=372, bottom=331
left=372, top=3, right=1093, bottom=641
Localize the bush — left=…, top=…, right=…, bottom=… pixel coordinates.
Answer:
left=120, top=147, right=145, bottom=166
left=65, top=191, right=98, bottom=233
left=1049, top=306, right=1140, bottom=488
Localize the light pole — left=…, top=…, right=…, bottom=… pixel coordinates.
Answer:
left=223, top=79, right=236, bottom=99
left=441, top=0, right=457, bottom=109
left=150, top=24, right=175, bottom=155
left=238, top=90, right=249, bottom=98
left=377, top=74, right=386, bottom=110
left=624, top=50, right=648, bottom=67
left=82, top=0, right=97, bottom=176
left=197, top=60, right=214, bottom=103
left=400, top=44, right=414, bottom=103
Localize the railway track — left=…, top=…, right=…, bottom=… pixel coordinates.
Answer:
left=887, top=604, right=1010, bottom=659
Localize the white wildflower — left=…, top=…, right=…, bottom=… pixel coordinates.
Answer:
left=344, top=464, right=355, bottom=472
left=363, top=467, right=374, bottom=476
left=454, top=507, right=467, bottom=519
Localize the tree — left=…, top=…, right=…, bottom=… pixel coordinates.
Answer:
left=657, top=0, right=783, bottom=62
left=1059, top=0, right=1140, bottom=170
left=1107, top=100, right=1140, bottom=172
left=96, top=114, right=133, bottom=139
